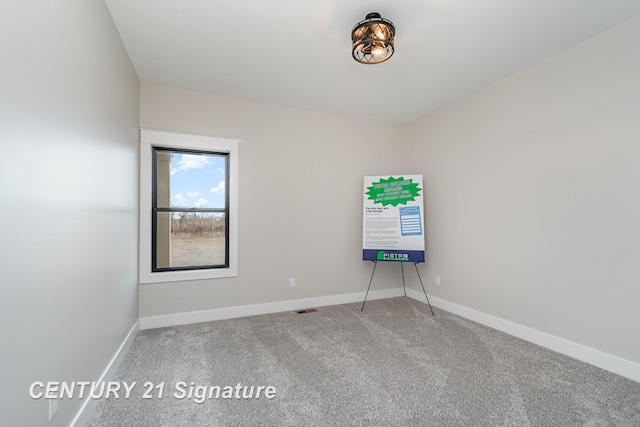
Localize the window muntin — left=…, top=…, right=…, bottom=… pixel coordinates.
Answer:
left=152, top=148, right=229, bottom=272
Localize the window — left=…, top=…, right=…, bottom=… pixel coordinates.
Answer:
left=152, top=147, right=228, bottom=271
left=140, top=130, right=239, bottom=283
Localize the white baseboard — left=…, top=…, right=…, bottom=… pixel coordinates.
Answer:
left=406, top=288, right=640, bottom=383
left=133, top=287, right=640, bottom=384
left=70, top=319, right=140, bottom=427
left=140, top=287, right=405, bottom=330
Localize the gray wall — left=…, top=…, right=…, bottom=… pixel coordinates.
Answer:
left=139, top=83, right=410, bottom=317
left=0, top=1, right=140, bottom=425
left=408, top=16, right=640, bottom=364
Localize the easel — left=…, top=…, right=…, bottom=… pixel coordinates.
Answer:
left=361, top=261, right=434, bottom=316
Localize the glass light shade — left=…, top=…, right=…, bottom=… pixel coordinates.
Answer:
left=352, top=12, right=395, bottom=64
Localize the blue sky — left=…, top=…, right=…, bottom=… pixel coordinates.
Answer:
left=169, top=153, right=226, bottom=209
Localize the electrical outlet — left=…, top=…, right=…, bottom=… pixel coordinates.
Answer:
left=48, top=398, right=59, bottom=421
left=290, top=277, right=296, bottom=288
left=435, top=276, right=441, bottom=286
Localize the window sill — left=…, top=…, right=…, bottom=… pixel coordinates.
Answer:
left=139, top=266, right=238, bottom=284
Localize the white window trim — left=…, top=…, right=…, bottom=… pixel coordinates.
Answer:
left=139, top=129, right=239, bottom=284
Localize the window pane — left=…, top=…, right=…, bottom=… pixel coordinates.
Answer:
left=155, top=212, right=226, bottom=269
left=155, top=150, right=226, bottom=209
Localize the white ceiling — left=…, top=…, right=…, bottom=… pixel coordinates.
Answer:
left=105, top=0, right=640, bottom=124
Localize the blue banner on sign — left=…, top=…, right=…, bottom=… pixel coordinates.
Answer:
left=362, top=249, right=425, bottom=263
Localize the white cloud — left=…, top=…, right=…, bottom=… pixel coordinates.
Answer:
left=171, top=154, right=210, bottom=175
left=193, top=198, right=210, bottom=208
left=172, top=194, right=186, bottom=206
left=210, top=180, right=225, bottom=194
left=172, top=193, right=211, bottom=208
left=186, top=191, right=203, bottom=199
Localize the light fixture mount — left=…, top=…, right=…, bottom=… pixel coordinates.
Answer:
left=351, top=12, right=395, bottom=64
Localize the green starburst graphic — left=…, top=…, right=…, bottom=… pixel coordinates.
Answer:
left=365, top=177, right=422, bottom=207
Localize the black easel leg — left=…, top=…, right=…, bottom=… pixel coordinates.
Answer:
left=361, top=261, right=377, bottom=311
left=414, top=262, right=434, bottom=316
left=401, top=262, right=406, bottom=297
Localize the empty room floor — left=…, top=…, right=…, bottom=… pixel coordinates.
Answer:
left=88, top=298, right=640, bottom=426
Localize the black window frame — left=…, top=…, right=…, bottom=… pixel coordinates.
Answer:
left=151, top=146, right=230, bottom=272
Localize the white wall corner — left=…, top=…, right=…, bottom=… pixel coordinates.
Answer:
left=70, top=320, right=140, bottom=427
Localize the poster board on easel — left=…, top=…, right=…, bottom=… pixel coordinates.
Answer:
left=361, top=174, right=433, bottom=315
left=362, top=175, right=425, bottom=262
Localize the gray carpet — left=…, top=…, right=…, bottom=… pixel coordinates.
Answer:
left=87, top=298, right=640, bottom=426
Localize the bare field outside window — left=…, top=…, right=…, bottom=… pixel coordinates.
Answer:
left=156, top=212, right=226, bottom=269
left=171, top=212, right=226, bottom=267
left=170, top=233, right=226, bottom=267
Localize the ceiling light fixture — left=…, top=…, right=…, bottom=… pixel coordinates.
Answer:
left=351, top=12, right=395, bottom=64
